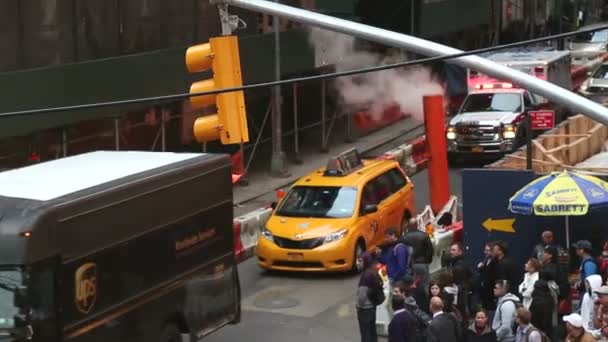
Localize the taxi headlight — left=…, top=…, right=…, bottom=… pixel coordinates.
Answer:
left=324, top=228, right=348, bottom=244
left=502, top=125, right=516, bottom=139
left=261, top=227, right=274, bottom=241
left=446, top=126, right=456, bottom=140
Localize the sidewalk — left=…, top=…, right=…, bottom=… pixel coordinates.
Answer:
left=233, top=116, right=424, bottom=216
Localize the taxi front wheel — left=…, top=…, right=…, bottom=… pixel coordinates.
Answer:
left=351, top=240, right=366, bottom=274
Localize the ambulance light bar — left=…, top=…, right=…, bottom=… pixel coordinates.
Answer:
left=474, top=83, right=514, bottom=89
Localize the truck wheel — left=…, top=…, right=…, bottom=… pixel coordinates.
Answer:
left=160, top=323, right=182, bottom=342
left=351, top=240, right=366, bottom=274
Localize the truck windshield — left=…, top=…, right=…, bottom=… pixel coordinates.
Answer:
left=0, top=268, right=21, bottom=329
left=276, top=186, right=358, bottom=218
left=460, top=93, right=522, bottom=113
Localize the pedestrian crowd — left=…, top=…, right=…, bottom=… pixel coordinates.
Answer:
left=356, top=224, right=608, bottom=342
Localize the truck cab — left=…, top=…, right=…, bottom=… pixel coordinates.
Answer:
left=0, top=151, right=241, bottom=342
left=446, top=87, right=538, bottom=155
left=447, top=50, right=572, bottom=158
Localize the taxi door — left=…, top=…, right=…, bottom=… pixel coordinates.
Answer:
left=373, top=172, right=403, bottom=233
left=385, top=167, right=415, bottom=228
left=358, top=182, right=382, bottom=248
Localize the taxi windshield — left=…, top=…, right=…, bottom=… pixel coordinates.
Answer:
left=276, top=186, right=358, bottom=218
left=0, top=267, right=21, bottom=329
left=461, top=93, right=522, bottom=113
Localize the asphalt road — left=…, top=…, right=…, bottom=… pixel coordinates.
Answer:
left=207, top=166, right=463, bottom=342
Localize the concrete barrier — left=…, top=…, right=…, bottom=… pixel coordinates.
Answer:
left=375, top=266, right=392, bottom=337
left=381, top=135, right=428, bottom=176
left=233, top=207, right=273, bottom=261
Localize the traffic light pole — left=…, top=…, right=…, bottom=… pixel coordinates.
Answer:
left=216, top=1, right=287, bottom=177
left=216, top=4, right=252, bottom=182
left=214, top=0, right=608, bottom=126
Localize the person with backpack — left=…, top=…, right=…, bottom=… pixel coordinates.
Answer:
left=492, top=280, right=521, bottom=342
left=575, top=240, right=599, bottom=307
left=393, top=279, right=430, bottom=342
left=403, top=218, right=434, bottom=306
left=514, top=307, right=551, bottom=342
left=356, top=252, right=385, bottom=342
left=375, top=227, right=411, bottom=285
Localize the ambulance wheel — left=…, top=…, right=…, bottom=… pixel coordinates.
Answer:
left=352, top=240, right=366, bottom=274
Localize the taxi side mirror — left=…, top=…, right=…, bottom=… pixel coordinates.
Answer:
left=361, top=204, right=378, bottom=215
left=270, top=202, right=277, bottom=210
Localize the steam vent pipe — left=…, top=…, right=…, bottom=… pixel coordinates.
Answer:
left=424, top=95, right=450, bottom=213
left=218, top=0, right=608, bottom=126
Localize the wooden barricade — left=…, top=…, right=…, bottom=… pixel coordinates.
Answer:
left=486, top=114, right=608, bottom=173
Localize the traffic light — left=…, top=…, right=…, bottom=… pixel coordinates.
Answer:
left=185, top=35, right=249, bottom=145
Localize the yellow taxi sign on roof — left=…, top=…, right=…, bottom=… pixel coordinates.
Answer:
left=324, top=148, right=363, bottom=177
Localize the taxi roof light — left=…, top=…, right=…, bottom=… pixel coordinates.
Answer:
left=324, top=148, right=363, bottom=177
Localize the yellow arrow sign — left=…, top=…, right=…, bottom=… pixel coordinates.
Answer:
left=482, top=218, right=516, bottom=233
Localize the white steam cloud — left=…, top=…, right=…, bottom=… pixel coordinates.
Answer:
left=308, top=28, right=444, bottom=122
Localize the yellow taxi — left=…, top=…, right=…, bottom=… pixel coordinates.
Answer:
left=256, top=149, right=416, bottom=272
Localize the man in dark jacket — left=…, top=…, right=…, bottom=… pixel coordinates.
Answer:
left=402, top=218, right=433, bottom=264
left=445, top=242, right=474, bottom=319
left=493, top=241, right=520, bottom=297
left=357, top=252, right=384, bottom=342
left=427, top=296, right=461, bottom=342
left=477, top=242, right=498, bottom=311
left=529, top=280, right=554, bottom=341
left=403, top=218, right=434, bottom=289
left=389, top=295, right=417, bottom=342
left=540, top=245, right=570, bottom=301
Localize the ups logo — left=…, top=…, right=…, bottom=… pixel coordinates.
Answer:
left=74, top=262, right=97, bottom=314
